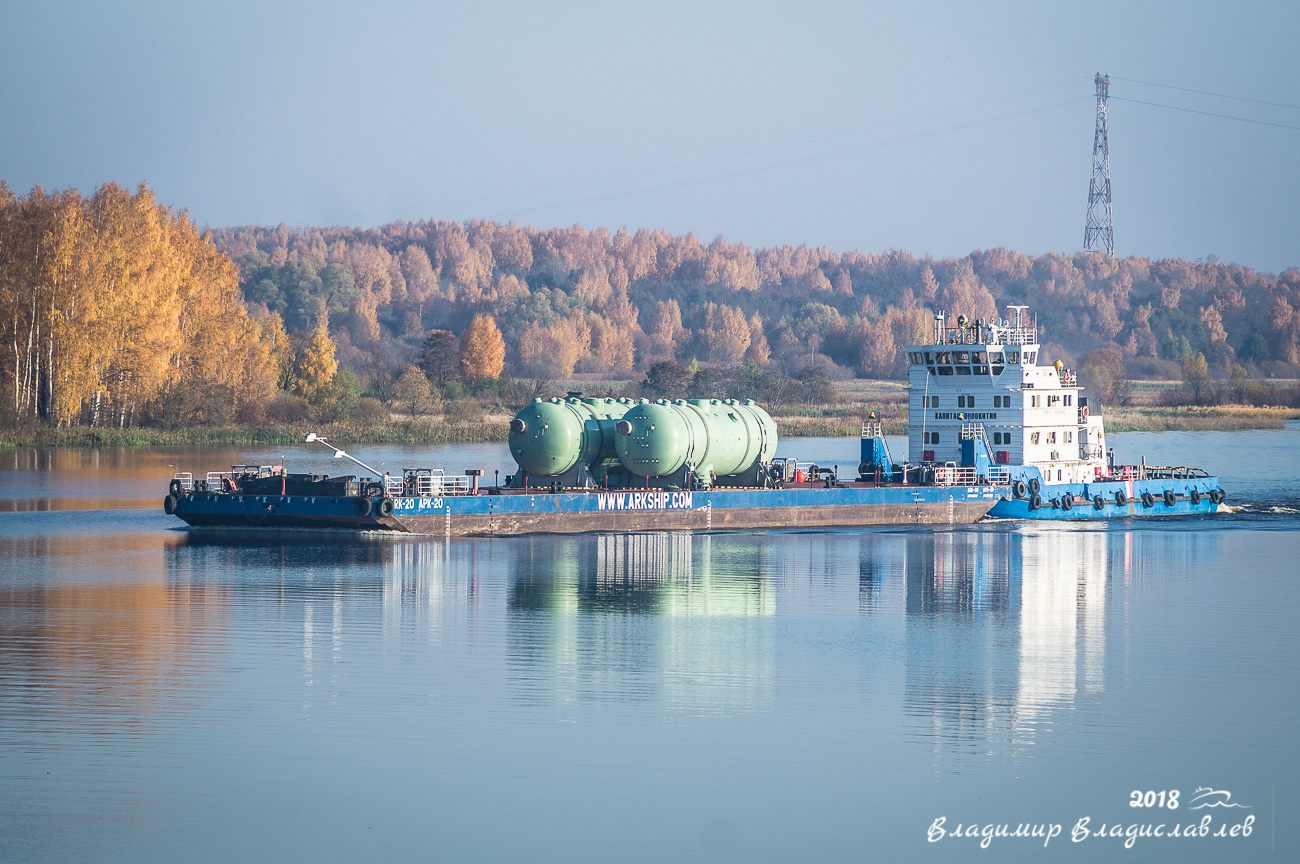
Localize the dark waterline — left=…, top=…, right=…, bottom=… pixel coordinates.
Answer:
left=1, top=428, right=1297, bottom=862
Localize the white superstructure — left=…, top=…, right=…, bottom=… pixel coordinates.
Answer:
left=906, top=308, right=1107, bottom=484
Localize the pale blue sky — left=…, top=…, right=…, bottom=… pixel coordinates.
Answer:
left=3, top=1, right=1297, bottom=271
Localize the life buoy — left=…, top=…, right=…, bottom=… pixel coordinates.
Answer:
left=1141, top=491, right=1155, bottom=508
left=378, top=498, right=395, bottom=517
left=169, top=479, right=183, bottom=496
left=221, top=476, right=236, bottom=493
left=1115, top=489, right=1127, bottom=506
left=1029, top=493, right=1042, bottom=511
left=1013, top=480, right=1027, bottom=499
left=163, top=494, right=178, bottom=515
left=354, top=497, right=373, bottom=517
left=1190, top=488, right=1202, bottom=505
left=1061, top=494, right=1073, bottom=511
left=1163, top=489, right=1176, bottom=506
left=1093, top=494, right=1105, bottom=510
left=1028, top=477, right=1041, bottom=495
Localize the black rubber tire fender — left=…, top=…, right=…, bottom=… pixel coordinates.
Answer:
left=1092, top=494, right=1104, bottom=510
left=354, top=497, right=373, bottom=517
left=163, top=494, right=178, bottom=515
left=1012, top=480, right=1027, bottom=499
left=1210, top=488, right=1225, bottom=504
left=378, top=497, right=396, bottom=517
left=1028, top=492, right=1042, bottom=511
left=1115, top=489, right=1127, bottom=506
left=1190, top=488, right=1202, bottom=505
left=1163, top=489, right=1176, bottom=506
left=1061, top=494, right=1074, bottom=511
left=1141, top=491, right=1155, bottom=508
left=1028, top=477, right=1041, bottom=495
left=169, top=478, right=183, bottom=496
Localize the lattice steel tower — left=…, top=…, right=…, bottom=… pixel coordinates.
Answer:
left=1083, top=73, right=1113, bottom=255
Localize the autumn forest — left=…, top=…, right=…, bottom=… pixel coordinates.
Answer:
left=3, top=181, right=1299, bottom=433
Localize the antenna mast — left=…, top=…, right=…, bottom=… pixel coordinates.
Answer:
left=1083, top=73, right=1113, bottom=256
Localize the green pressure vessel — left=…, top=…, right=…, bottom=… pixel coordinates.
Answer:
left=614, top=399, right=777, bottom=480
left=508, top=397, right=632, bottom=477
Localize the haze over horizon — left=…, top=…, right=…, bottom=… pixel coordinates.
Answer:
left=3, top=1, right=1297, bottom=273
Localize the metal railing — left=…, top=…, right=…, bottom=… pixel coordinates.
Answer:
left=861, top=421, right=883, bottom=438
left=932, top=465, right=977, bottom=486
left=171, top=472, right=194, bottom=492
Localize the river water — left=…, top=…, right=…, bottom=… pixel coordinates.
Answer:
left=1, top=429, right=1297, bottom=862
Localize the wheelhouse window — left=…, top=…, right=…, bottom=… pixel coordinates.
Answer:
left=954, top=351, right=970, bottom=364
left=935, top=352, right=951, bottom=364
left=937, top=367, right=954, bottom=375
left=955, top=366, right=972, bottom=375
left=909, top=352, right=923, bottom=364
left=1006, top=351, right=1019, bottom=364
left=924, top=352, right=935, bottom=364
left=989, top=352, right=1004, bottom=364
left=1030, top=432, right=1040, bottom=445
left=971, top=351, right=986, bottom=364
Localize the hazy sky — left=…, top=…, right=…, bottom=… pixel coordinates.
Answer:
left=3, top=1, right=1297, bottom=271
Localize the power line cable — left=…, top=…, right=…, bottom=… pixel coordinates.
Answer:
left=1110, top=96, right=1300, bottom=131
left=293, top=77, right=1092, bottom=227
left=1111, top=76, right=1300, bottom=112
left=483, top=97, right=1091, bottom=221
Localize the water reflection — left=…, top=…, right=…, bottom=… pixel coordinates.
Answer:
left=0, top=522, right=1228, bottom=758
left=899, top=527, right=1220, bottom=760
left=503, top=534, right=775, bottom=714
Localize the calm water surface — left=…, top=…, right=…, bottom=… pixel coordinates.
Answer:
left=1, top=428, right=1297, bottom=862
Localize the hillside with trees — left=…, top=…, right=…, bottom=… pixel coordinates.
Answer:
left=3, top=181, right=1298, bottom=435
left=212, top=218, right=1300, bottom=391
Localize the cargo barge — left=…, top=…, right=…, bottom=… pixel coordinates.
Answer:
left=164, top=416, right=1000, bottom=535
left=163, top=306, right=1224, bottom=533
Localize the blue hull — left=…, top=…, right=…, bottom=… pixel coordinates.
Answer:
left=169, top=483, right=1001, bottom=535
left=988, top=477, right=1224, bottom=520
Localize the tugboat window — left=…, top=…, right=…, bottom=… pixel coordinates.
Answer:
left=972, top=351, right=986, bottom=363
left=955, top=351, right=970, bottom=364
left=924, top=352, right=935, bottom=364
left=991, top=365, right=1004, bottom=376
left=1030, top=432, right=1040, bottom=445
left=937, top=366, right=954, bottom=375
left=974, top=365, right=989, bottom=374
left=955, top=366, right=972, bottom=375
left=990, top=352, right=1004, bottom=363
left=909, top=352, right=922, bottom=364
left=930, top=396, right=940, bottom=408
left=958, top=396, right=966, bottom=407
left=1007, top=352, right=1019, bottom=364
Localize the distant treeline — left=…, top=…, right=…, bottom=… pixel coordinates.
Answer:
left=214, top=219, right=1300, bottom=386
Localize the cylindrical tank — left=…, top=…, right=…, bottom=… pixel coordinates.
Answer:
left=614, top=399, right=777, bottom=480
left=508, top=397, right=632, bottom=477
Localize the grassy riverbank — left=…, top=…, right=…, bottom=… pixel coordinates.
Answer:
left=2, top=400, right=1296, bottom=449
